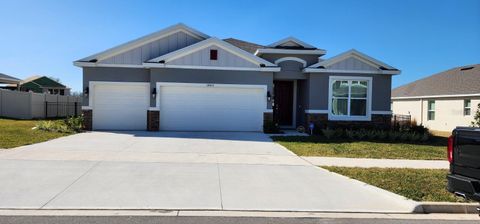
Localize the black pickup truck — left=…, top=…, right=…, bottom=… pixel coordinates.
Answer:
left=447, top=127, right=480, bottom=204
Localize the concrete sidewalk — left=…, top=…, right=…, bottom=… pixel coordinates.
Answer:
left=303, top=156, right=449, bottom=169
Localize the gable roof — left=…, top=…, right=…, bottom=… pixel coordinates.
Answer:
left=76, top=23, right=210, bottom=63
left=9, top=76, right=66, bottom=88
left=0, top=73, right=20, bottom=84
left=305, top=49, right=400, bottom=74
left=267, top=36, right=317, bottom=49
left=223, top=38, right=265, bottom=54
left=392, top=64, right=480, bottom=99
left=145, top=37, right=278, bottom=68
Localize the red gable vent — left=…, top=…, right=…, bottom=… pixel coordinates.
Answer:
left=210, top=49, right=218, bottom=60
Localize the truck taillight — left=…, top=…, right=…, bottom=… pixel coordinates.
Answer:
left=447, top=135, right=454, bottom=163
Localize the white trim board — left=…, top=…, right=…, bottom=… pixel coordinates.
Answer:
left=372, top=111, right=392, bottom=115
left=267, top=36, right=317, bottom=49
left=143, top=63, right=280, bottom=72
left=254, top=48, right=326, bottom=56
left=304, top=68, right=399, bottom=75
left=76, top=23, right=209, bottom=62
left=147, top=37, right=277, bottom=67
left=328, top=76, right=373, bottom=121
left=305, top=110, right=329, bottom=114
left=274, top=57, right=307, bottom=68
left=392, top=93, right=480, bottom=100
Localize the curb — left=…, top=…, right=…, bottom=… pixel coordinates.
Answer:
left=420, top=202, right=479, bottom=214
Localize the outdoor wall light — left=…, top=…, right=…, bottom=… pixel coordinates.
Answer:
left=152, top=88, right=157, bottom=99
left=267, top=91, right=272, bottom=101
left=84, top=87, right=89, bottom=97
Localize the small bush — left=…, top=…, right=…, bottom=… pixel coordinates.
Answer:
left=36, top=116, right=84, bottom=133
left=334, top=128, right=344, bottom=138
left=388, top=131, right=401, bottom=141
left=322, top=128, right=336, bottom=139
left=377, top=130, right=388, bottom=140
left=345, top=129, right=356, bottom=139
left=366, top=130, right=378, bottom=140
left=356, top=129, right=368, bottom=140
left=420, top=132, right=430, bottom=142
left=264, top=120, right=281, bottom=134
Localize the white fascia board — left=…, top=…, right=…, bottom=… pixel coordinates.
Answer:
left=254, top=48, right=327, bottom=56
left=76, top=23, right=210, bottom=62
left=303, top=68, right=400, bottom=75
left=143, top=63, right=280, bottom=72
left=308, top=49, right=398, bottom=71
left=392, top=93, right=480, bottom=100
left=147, top=37, right=277, bottom=67
left=267, top=36, right=317, bottom=49
left=73, top=62, right=145, bottom=68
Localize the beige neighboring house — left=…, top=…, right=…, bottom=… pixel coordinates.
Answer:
left=391, top=64, right=479, bottom=132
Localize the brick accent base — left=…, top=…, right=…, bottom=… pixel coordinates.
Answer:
left=305, top=113, right=392, bottom=133
left=147, top=110, right=160, bottom=131
left=82, top=109, right=92, bottom=131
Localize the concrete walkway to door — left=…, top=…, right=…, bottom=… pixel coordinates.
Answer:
left=0, top=131, right=421, bottom=212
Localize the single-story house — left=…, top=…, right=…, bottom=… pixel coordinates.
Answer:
left=4, top=76, right=70, bottom=95
left=0, top=73, right=20, bottom=85
left=75, top=23, right=400, bottom=131
left=392, top=64, right=479, bottom=132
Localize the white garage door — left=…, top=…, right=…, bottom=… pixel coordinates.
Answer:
left=159, top=84, right=266, bottom=131
left=92, top=82, right=149, bottom=130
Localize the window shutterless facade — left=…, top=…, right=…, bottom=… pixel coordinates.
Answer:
left=464, top=99, right=471, bottom=116
left=427, top=100, right=435, bottom=120
left=328, top=76, right=372, bottom=121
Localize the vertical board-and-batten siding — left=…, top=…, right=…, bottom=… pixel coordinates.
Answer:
left=168, top=46, right=258, bottom=68
left=99, top=31, right=201, bottom=65
left=328, top=57, right=378, bottom=71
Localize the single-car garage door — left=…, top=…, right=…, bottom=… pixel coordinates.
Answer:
left=159, top=83, right=266, bottom=131
left=92, top=82, right=149, bottom=130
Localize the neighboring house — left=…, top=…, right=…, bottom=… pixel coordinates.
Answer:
left=75, top=23, right=400, bottom=131
left=0, top=73, right=21, bottom=85
left=392, top=64, right=479, bottom=132
left=4, top=76, right=70, bottom=95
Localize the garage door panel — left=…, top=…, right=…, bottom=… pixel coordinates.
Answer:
left=92, top=83, right=149, bottom=130
left=159, top=85, right=265, bottom=131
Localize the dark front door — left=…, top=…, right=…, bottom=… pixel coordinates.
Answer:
left=274, top=81, right=294, bottom=126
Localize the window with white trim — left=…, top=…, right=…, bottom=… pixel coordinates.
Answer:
left=427, top=100, right=435, bottom=120
left=329, top=77, right=371, bottom=120
left=464, top=99, right=471, bottom=116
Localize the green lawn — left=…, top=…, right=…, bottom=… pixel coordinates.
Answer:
left=272, top=136, right=446, bottom=160
left=322, top=167, right=465, bottom=202
left=0, top=118, right=69, bottom=149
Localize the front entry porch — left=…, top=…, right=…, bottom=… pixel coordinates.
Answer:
left=273, top=80, right=306, bottom=130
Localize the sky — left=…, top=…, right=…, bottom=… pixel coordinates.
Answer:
left=0, top=0, right=479, bottom=92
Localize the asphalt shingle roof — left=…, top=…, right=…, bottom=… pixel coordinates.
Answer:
left=223, top=38, right=264, bottom=54
left=392, top=64, right=480, bottom=98
left=0, top=73, right=20, bottom=84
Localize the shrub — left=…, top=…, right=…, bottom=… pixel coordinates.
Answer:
left=322, top=128, right=336, bottom=139
left=345, top=129, right=356, bottom=139
left=264, top=120, right=281, bottom=134
left=36, top=116, right=84, bottom=133
left=472, top=103, right=480, bottom=127
left=420, top=132, right=430, bottom=142
left=377, top=130, right=388, bottom=140
left=356, top=129, right=368, bottom=140
left=409, top=132, right=421, bottom=142
left=366, top=130, right=378, bottom=140
left=334, top=128, right=344, bottom=138
left=388, top=131, right=401, bottom=141
left=399, top=132, right=410, bottom=141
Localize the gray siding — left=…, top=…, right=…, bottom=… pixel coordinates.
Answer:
left=328, top=57, right=378, bottom=71
left=83, top=67, right=150, bottom=106
left=169, top=46, right=258, bottom=68
left=260, top=53, right=321, bottom=67
left=150, top=68, right=273, bottom=108
left=307, top=73, right=392, bottom=111
left=274, top=61, right=306, bottom=80
left=99, top=31, right=201, bottom=65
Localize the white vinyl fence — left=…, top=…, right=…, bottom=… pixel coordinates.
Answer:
left=0, top=89, right=82, bottom=119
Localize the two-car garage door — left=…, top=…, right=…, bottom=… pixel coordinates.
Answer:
left=91, top=82, right=266, bottom=131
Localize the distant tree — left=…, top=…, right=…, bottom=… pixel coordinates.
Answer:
left=472, top=103, right=480, bottom=127
left=48, top=76, right=62, bottom=84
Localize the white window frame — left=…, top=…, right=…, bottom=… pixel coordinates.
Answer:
left=464, top=99, right=471, bottom=116
left=427, top=100, right=435, bottom=120
left=328, top=76, right=372, bottom=121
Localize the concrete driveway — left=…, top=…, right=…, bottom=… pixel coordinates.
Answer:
left=0, top=132, right=419, bottom=212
